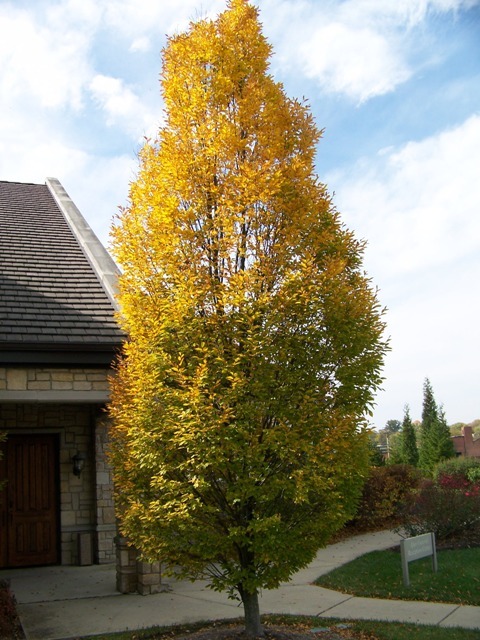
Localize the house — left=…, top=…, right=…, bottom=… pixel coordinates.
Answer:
left=0, top=178, right=124, bottom=569
left=452, top=426, right=480, bottom=459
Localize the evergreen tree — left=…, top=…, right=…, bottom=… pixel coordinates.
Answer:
left=400, top=405, right=419, bottom=466
left=422, top=378, right=438, bottom=427
left=419, top=379, right=454, bottom=472
left=433, top=405, right=456, bottom=462
left=419, top=378, right=437, bottom=470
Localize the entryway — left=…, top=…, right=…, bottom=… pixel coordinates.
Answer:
left=0, top=434, right=59, bottom=568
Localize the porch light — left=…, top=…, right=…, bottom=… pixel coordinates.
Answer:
left=72, top=452, right=86, bottom=477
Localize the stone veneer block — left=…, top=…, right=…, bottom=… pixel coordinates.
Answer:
left=28, top=381, right=52, bottom=391
left=137, top=561, right=162, bottom=595
left=78, top=532, right=94, bottom=566
left=6, top=369, right=27, bottom=390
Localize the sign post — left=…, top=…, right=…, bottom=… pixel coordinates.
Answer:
left=400, top=532, right=437, bottom=587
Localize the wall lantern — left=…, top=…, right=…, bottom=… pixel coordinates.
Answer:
left=72, top=452, right=86, bottom=477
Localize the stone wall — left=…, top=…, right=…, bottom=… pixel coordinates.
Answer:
left=0, top=367, right=110, bottom=393
left=0, top=366, right=117, bottom=565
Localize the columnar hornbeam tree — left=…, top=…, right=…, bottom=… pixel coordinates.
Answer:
left=109, top=1, right=388, bottom=636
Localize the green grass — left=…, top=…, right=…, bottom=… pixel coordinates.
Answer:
left=344, top=618, right=480, bottom=639
left=80, top=615, right=480, bottom=640
left=315, top=547, right=480, bottom=605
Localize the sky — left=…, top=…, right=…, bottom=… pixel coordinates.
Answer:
left=1, top=0, right=479, bottom=429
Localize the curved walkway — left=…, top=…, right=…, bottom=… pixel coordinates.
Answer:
left=3, top=530, right=480, bottom=640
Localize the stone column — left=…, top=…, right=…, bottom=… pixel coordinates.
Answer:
left=116, top=537, right=138, bottom=594
left=95, top=415, right=117, bottom=563
left=115, top=537, right=162, bottom=595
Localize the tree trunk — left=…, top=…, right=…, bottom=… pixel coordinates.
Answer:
left=239, top=587, right=264, bottom=638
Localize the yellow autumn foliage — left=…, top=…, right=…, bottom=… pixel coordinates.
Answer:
left=109, top=0, right=387, bottom=633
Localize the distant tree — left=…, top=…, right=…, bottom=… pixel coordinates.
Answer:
left=385, top=419, right=402, bottom=435
left=422, top=379, right=438, bottom=428
left=400, top=405, right=419, bottom=466
left=368, top=434, right=385, bottom=466
left=450, top=419, right=480, bottom=437
left=419, top=379, right=455, bottom=473
left=376, top=419, right=401, bottom=450
left=435, top=406, right=456, bottom=460
left=109, top=1, right=388, bottom=636
left=419, top=378, right=438, bottom=471
left=386, top=432, right=403, bottom=465
left=469, top=419, right=480, bottom=436
left=449, top=422, right=465, bottom=436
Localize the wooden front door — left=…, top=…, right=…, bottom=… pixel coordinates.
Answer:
left=0, top=435, right=59, bottom=568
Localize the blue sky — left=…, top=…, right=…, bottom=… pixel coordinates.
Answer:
left=1, top=0, right=479, bottom=428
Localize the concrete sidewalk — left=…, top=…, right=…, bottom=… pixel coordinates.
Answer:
left=2, top=530, right=480, bottom=640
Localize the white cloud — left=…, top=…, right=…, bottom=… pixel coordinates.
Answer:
left=61, top=154, right=138, bottom=248
left=378, top=258, right=480, bottom=425
left=0, top=5, right=92, bottom=110
left=102, top=0, right=225, bottom=42
left=89, top=75, right=144, bottom=133
left=261, top=0, right=479, bottom=102
left=337, top=0, right=479, bottom=28
left=299, top=22, right=410, bottom=103
left=0, top=102, right=136, bottom=248
left=328, top=114, right=480, bottom=425
left=331, top=114, right=480, bottom=281
left=45, top=0, right=102, bottom=31
left=0, top=134, right=89, bottom=186
left=130, top=36, right=151, bottom=53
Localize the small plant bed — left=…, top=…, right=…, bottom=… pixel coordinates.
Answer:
left=81, top=615, right=480, bottom=640
left=315, top=547, right=480, bottom=605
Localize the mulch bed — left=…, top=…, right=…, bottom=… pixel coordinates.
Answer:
left=151, top=622, right=376, bottom=640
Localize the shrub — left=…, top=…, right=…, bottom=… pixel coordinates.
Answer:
left=433, top=457, right=480, bottom=479
left=434, top=457, right=480, bottom=486
left=400, top=465, right=480, bottom=542
left=467, top=466, right=480, bottom=484
left=352, top=464, right=421, bottom=530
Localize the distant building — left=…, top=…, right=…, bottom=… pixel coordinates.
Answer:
left=452, top=426, right=480, bottom=459
left=0, top=178, right=124, bottom=568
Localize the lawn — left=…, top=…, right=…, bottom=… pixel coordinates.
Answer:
left=314, top=546, right=480, bottom=605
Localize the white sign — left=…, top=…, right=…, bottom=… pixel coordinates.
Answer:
left=400, top=532, right=438, bottom=587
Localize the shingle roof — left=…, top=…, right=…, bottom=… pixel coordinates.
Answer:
left=0, top=179, right=124, bottom=364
